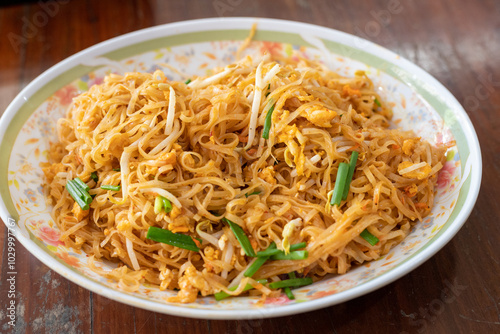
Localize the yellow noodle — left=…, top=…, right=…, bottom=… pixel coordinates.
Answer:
left=42, top=55, right=446, bottom=303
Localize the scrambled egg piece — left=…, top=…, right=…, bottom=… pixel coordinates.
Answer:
left=167, top=265, right=214, bottom=303
left=148, top=144, right=183, bottom=170
left=168, top=215, right=191, bottom=233
left=342, top=85, right=361, bottom=98
left=157, top=150, right=177, bottom=166
left=72, top=202, right=89, bottom=221
left=41, top=162, right=64, bottom=183
left=204, top=246, right=220, bottom=261
left=402, top=138, right=420, bottom=155
left=159, top=268, right=174, bottom=291
left=258, top=166, right=276, bottom=184
left=116, top=219, right=131, bottom=232
left=398, top=161, right=432, bottom=180
left=170, top=205, right=182, bottom=220
left=302, top=105, right=337, bottom=128
left=277, top=125, right=307, bottom=176
left=282, top=218, right=302, bottom=254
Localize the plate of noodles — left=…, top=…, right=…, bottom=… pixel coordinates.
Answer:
left=0, top=18, right=481, bottom=319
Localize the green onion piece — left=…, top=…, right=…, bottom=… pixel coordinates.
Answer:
left=374, top=98, right=381, bottom=107
left=360, top=229, right=379, bottom=246
left=330, top=162, right=349, bottom=206
left=269, top=277, right=313, bottom=289
left=262, top=104, right=275, bottom=139
left=146, top=226, right=200, bottom=252
left=223, top=218, right=256, bottom=257
left=289, top=242, right=307, bottom=251
left=65, top=181, right=89, bottom=210
left=283, top=271, right=298, bottom=299
left=256, top=242, right=306, bottom=257
left=267, top=83, right=270, bottom=90
left=245, top=191, right=261, bottom=198
left=244, top=242, right=279, bottom=277
left=69, top=179, right=92, bottom=204
left=154, top=196, right=163, bottom=214
left=90, top=172, right=98, bottom=182
left=244, top=256, right=269, bottom=278
left=113, top=168, right=121, bottom=171
left=101, top=185, right=121, bottom=191
left=256, top=242, right=277, bottom=257
left=73, top=177, right=90, bottom=192
left=342, top=151, right=359, bottom=200
left=214, top=279, right=268, bottom=301
left=265, top=92, right=270, bottom=97
left=154, top=195, right=173, bottom=214
left=185, top=78, right=191, bottom=85
left=161, top=196, right=173, bottom=213
left=270, top=250, right=308, bottom=261
left=284, top=287, right=295, bottom=300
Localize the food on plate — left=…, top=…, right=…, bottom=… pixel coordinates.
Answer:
left=42, top=54, right=446, bottom=303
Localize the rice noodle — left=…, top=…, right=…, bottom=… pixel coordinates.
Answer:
left=42, top=52, right=446, bottom=303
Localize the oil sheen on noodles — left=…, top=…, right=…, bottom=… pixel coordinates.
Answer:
left=42, top=54, right=446, bottom=303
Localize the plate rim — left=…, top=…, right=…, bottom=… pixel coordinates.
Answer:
left=0, top=17, right=482, bottom=319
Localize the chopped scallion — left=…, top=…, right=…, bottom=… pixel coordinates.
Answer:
left=146, top=226, right=200, bottom=252
left=269, top=277, right=313, bottom=289
left=154, top=196, right=163, bottom=214
left=162, top=196, right=172, bottom=213
left=330, top=162, right=349, bottom=206
left=256, top=242, right=306, bottom=257
left=374, top=98, right=381, bottom=107
left=270, top=250, right=308, bottom=261
left=342, top=151, right=359, bottom=200
left=214, top=279, right=267, bottom=301
left=154, top=195, right=172, bottom=214
left=113, top=168, right=121, bottom=171
left=245, top=191, right=261, bottom=198
left=223, top=218, right=256, bottom=257
left=101, top=185, right=121, bottom=191
left=185, top=78, right=192, bottom=85
left=66, top=181, right=89, bottom=210
left=244, top=256, right=269, bottom=278
left=90, top=172, right=98, bottom=182
left=73, top=177, right=90, bottom=192
left=284, top=287, right=295, bottom=300
left=262, top=104, right=275, bottom=139
left=360, top=229, right=379, bottom=246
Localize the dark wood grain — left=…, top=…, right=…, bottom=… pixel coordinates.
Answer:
left=0, top=0, right=499, bottom=333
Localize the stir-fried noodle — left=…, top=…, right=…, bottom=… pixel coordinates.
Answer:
left=42, top=54, right=446, bottom=302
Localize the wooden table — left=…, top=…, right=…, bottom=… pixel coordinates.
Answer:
left=0, top=0, right=498, bottom=333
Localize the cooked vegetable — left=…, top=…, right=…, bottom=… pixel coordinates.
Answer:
left=342, top=151, right=359, bottom=200
left=360, top=229, right=379, bottom=246
left=100, top=185, right=121, bottom=191
left=262, top=104, right=275, bottom=139
left=330, top=162, right=349, bottom=206
left=223, top=218, right=256, bottom=257
left=270, top=250, right=308, bottom=261
left=146, top=226, right=200, bottom=252
left=256, top=242, right=306, bottom=257
left=269, top=277, right=313, bottom=289
left=214, top=279, right=268, bottom=301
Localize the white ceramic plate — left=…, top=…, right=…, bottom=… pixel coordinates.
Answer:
left=0, top=18, right=481, bottom=319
